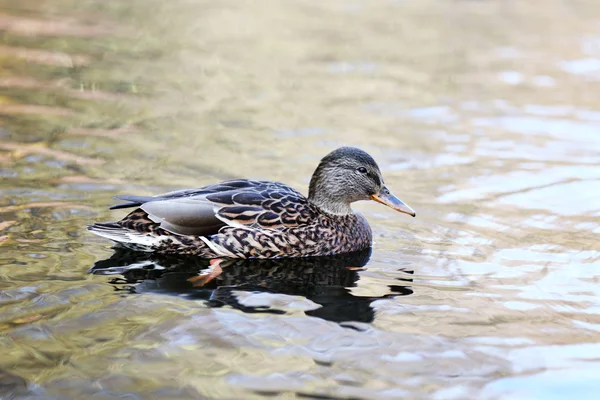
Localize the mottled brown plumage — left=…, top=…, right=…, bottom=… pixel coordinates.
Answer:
left=88, top=147, right=415, bottom=258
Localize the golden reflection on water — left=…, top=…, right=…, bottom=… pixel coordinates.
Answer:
left=1, top=0, right=600, bottom=398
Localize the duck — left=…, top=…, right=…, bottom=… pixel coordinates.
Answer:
left=88, top=146, right=415, bottom=259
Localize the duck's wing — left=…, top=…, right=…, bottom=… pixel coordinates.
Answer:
left=110, top=179, right=318, bottom=236
left=109, top=179, right=264, bottom=210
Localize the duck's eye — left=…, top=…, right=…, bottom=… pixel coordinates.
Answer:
left=357, top=167, right=368, bottom=174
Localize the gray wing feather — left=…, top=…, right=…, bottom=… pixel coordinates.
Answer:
left=141, top=197, right=225, bottom=236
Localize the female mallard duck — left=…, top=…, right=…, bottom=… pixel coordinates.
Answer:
left=88, top=146, right=415, bottom=259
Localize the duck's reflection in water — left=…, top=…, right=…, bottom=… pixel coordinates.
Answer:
left=90, top=248, right=413, bottom=324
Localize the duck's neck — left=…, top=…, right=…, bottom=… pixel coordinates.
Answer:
left=308, top=168, right=354, bottom=216
left=309, top=194, right=353, bottom=216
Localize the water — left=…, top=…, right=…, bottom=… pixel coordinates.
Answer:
left=1, top=0, right=599, bottom=398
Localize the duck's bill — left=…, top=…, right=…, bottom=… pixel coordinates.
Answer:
left=370, top=186, right=416, bottom=217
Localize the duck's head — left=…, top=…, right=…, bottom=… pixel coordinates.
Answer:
left=308, top=146, right=416, bottom=217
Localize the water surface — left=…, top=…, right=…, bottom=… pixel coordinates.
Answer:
left=1, top=0, right=600, bottom=398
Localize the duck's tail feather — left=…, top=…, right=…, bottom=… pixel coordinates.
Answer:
left=87, top=222, right=157, bottom=251
left=109, top=195, right=157, bottom=210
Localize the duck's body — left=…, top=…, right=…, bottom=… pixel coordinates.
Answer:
left=89, top=147, right=415, bottom=259
left=89, top=179, right=372, bottom=258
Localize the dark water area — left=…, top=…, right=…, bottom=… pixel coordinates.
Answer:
left=1, top=0, right=600, bottom=398
left=90, top=249, right=414, bottom=326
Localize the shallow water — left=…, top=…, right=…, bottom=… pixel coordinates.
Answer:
left=1, top=0, right=600, bottom=398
